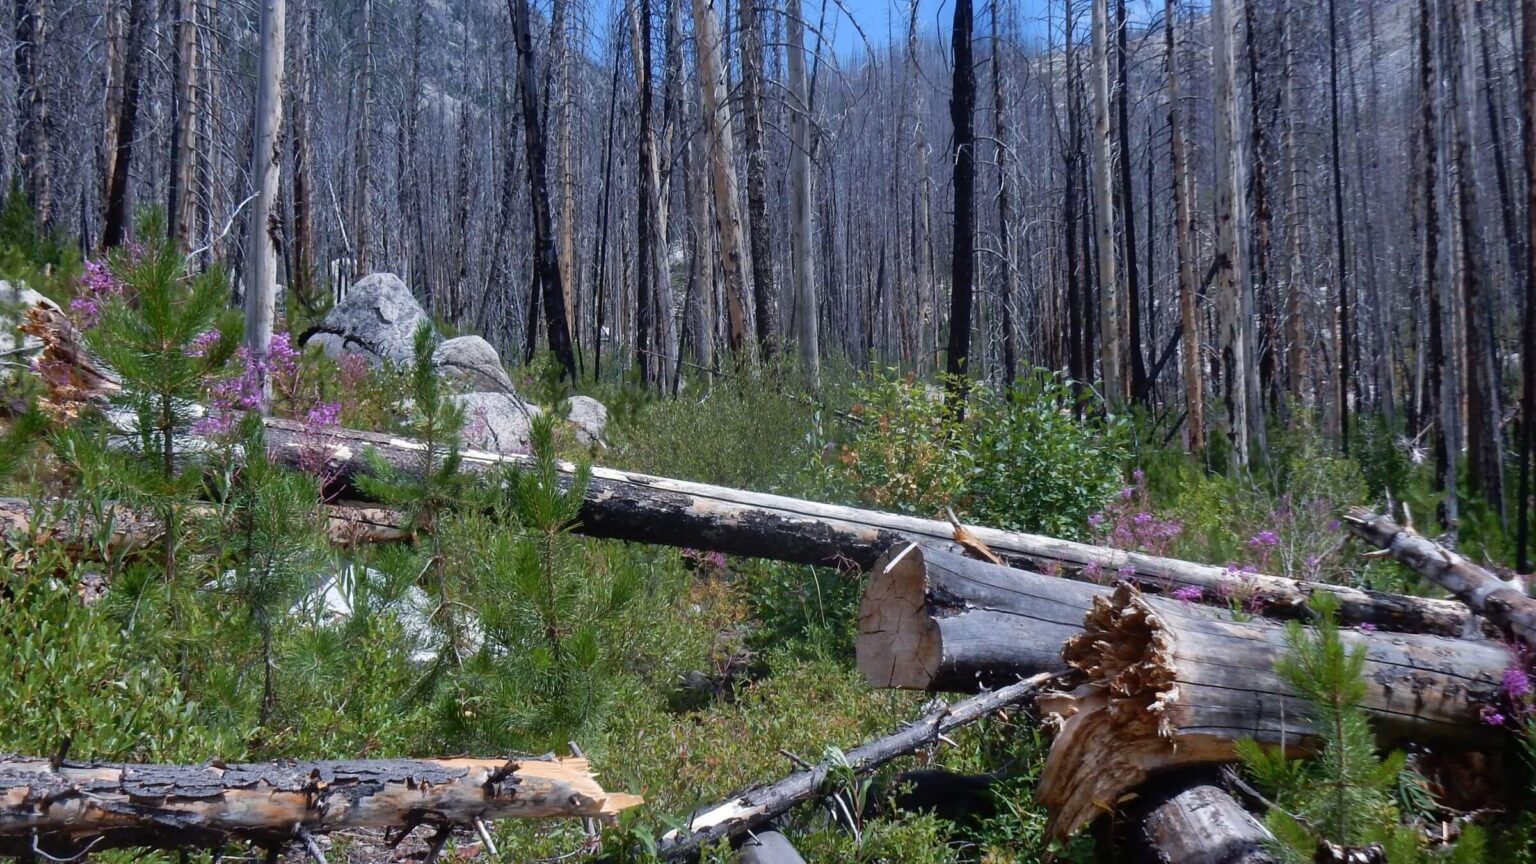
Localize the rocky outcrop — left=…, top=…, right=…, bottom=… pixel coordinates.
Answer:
left=307, top=273, right=432, bottom=365
left=564, top=395, right=609, bottom=447
left=433, top=335, right=515, bottom=392
left=453, top=391, right=543, bottom=454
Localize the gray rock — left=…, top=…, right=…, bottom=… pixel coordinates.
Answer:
left=0, top=281, right=51, bottom=354
left=452, top=392, right=543, bottom=454
left=564, top=395, right=609, bottom=447
left=433, top=335, right=514, bottom=393
left=309, top=273, right=432, bottom=365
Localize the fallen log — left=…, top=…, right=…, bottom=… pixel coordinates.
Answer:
left=20, top=297, right=1474, bottom=636
left=857, top=543, right=1105, bottom=690
left=0, top=755, right=640, bottom=858
left=0, top=497, right=409, bottom=551
left=1134, top=781, right=1277, bottom=864
left=1035, top=583, right=1507, bottom=841
left=622, top=672, right=1061, bottom=861
left=1343, top=507, right=1536, bottom=644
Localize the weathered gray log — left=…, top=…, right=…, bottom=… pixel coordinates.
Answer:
left=19, top=302, right=1475, bottom=636
left=1137, top=782, right=1277, bottom=864
left=857, top=543, right=1106, bottom=690
left=1036, top=583, right=1507, bottom=840
left=616, top=672, right=1060, bottom=862
left=1344, top=507, right=1536, bottom=643
left=0, top=756, right=639, bottom=858
left=736, top=830, right=807, bottom=864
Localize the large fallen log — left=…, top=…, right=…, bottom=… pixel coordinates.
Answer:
left=0, top=755, right=640, bottom=858
left=1035, top=582, right=1507, bottom=841
left=1343, top=507, right=1536, bottom=644
left=20, top=298, right=1473, bottom=636
left=857, top=543, right=1105, bottom=690
left=619, top=672, right=1060, bottom=861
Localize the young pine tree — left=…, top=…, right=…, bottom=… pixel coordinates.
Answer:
left=356, top=323, right=475, bottom=667
left=440, top=413, right=643, bottom=751
left=1236, top=594, right=1483, bottom=862
left=78, top=228, right=240, bottom=581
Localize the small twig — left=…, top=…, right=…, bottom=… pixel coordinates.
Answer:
left=49, top=736, right=72, bottom=771
left=1222, top=767, right=1313, bottom=831
left=474, top=819, right=499, bottom=858
left=778, top=748, right=814, bottom=769
left=30, top=833, right=102, bottom=863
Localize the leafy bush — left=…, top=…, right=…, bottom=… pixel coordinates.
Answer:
left=821, top=368, right=1127, bottom=539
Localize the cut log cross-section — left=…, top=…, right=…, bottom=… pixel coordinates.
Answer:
left=858, top=543, right=1108, bottom=690
left=0, top=756, right=640, bottom=858
left=1035, top=582, right=1507, bottom=841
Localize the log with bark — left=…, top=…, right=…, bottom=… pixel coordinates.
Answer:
left=0, top=755, right=639, bottom=858
left=617, top=672, right=1061, bottom=861
left=1343, top=507, right=1536, bottom=643
left=1133, top=780, right=1277, bottom=864
left=20, top=299, right=1474, bottom=637
left=1034, top=582, right=1507, bottom=841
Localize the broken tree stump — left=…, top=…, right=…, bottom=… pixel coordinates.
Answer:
left=0, top=755, right=640, bottom=858
left=1343, top=507, right=1536, bottom=644
left=1135, top=780, right=1277, bottom=864
left=1036, top=583, right=1507, bottom=841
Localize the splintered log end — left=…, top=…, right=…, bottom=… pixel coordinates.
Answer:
left=20, top=300, right=118, bottom=416
left=857, top=544, right=942, bottom=689
left=1037, top=583, right=1225, bottom=842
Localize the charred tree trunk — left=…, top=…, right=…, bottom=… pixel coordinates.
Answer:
left=1167, top=0, right=1203, bottom=458
left=508, top=0, right=578, bottom=381
left=13, top=0, right=51, bottom=230
left=102, top=0, right=146, bottom=248
left=167, top=0, right=197, bottom=246
left=1089, top=0, right=1120, bottom=401
left=244, top=0, right=285, bottom=410
left=0, top=756, right=637, bottom=858
left=946, top=0, right=975, bottom=386
left=1134, top=780, right=1278, bottom=864
left=1520, top=0, right=1536, bottom=570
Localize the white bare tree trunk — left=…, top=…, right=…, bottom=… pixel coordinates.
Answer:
left=786, top=0, right=817, bottom=385
left=1089, top=0, right=1121, bottom=402
left=1212, top=0, right=1251, bottom=468
left=244, top=0, right=285, bottom=409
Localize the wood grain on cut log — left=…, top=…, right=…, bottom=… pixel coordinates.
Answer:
left=0, top=756, right=639, bottom=857
left=0, top=497, right=409, bottom=551
left=1036, top=583, right=1506, bottom=841
left=1344, top=507, right=1536, bottom=643
left=857, top=543, right=1107, bottom=690
left=19, top=297, right=1474, bottom=636
left=617, top=672, right=1059, bottom=861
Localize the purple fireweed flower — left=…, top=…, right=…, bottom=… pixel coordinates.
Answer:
left=705, top=551, right=728, bottom=570
left=1503, top=667, right=1533, bottom=701
left=1120, top=486, right=1135, bottom=500
left=186, top=328, right=221, bottom=358
left=1357, top=622, right=1378, bottom=633
left=1132, top=468, right=1145, bottom=482
left=1249, top=530, right=1280, bottom=548
left=305, top=400, right=342, bottom=430
left=1088, top=512, right=1105, bottom=528
left=1481, top=706, right=1507, bottom=727
left=1171, top=585, right=1203, bottom=603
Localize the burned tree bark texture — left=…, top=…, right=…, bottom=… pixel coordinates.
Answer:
left=0, top=756, right=639, bottom=857
left=1343, top=508, right=1536, bottom=644
left=1035, top=582, right=1505, bottom=840
left=618, top=673, right=1059, bottom=862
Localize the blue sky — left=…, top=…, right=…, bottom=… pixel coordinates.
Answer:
left=816, top=0, right=1162, bottom=56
